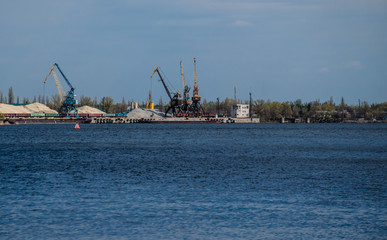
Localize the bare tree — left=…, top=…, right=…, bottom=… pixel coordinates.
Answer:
left=8, top=87, right=14, bottom=104
left=80, top=95, right=93, bottom=106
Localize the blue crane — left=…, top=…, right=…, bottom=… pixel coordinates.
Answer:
left=51, top=63, right=78, bottom=117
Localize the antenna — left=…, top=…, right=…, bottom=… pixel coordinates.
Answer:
left=234, top=86, right=236, bottom=102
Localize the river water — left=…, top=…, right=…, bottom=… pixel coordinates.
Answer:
left=1, top=123, right=386, bottom=239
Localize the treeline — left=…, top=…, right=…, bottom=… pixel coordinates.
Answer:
left=1, top=87, right=386, bottom=121
left=201, top=97, right=387, bottom=122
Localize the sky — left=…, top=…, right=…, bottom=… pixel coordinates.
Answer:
left=0, top=0, right=386, bottom=105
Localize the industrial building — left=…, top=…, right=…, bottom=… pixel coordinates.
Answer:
left=231, top=104, right=249, bottom=118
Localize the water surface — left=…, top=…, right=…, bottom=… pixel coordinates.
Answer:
left=1, top=124, right=386, bottom=239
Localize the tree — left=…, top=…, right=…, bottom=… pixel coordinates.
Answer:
left=100, top=96, right=114, bottom=113
left=8, top=87, right=14, bottom=104
left=80, top=95, right=93, bottom=106
left=93, top=97, right=98, bottom=108
left=49, top=94, right=62, bottom=110
left=121, top=97, right=127, bottom=112
left=269, top=101, right=282, bottom=120
left=329, top=96, right=334, bottom=106
left=23, top=97, right=30, bottom=104
left=340, top=97, right=346, bottom=120
left=46, top=96, right=50, bottom=106
left=281, top=102, right=293, bottom=118
left=158, top=96, right=163, bottom=112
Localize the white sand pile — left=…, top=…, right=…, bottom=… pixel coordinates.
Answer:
left=77, top=106, right=106, bottom=114
left=127, top=108, right=162, bottom=118
left=0, top=103, right=32, bottom=114
left=146, top=109, right=167, bottom=118
left=24, top=103, right=58, bottom=114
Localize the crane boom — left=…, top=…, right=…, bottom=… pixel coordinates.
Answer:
left=151, top=66, right=172, bottom=101
left=54, top=63, right=73, bottom=90
left=193, top=57, right=199, bottom=98
left=44, top=64, right=65, bottom=101
left=180, top=61, right=187, bottom=89
left=52, top=70, right=66, bottom=100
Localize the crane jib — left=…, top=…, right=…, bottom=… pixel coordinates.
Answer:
left=154, top=68, right=172, bottom=101
left=54, top=63, right=74, bottom=90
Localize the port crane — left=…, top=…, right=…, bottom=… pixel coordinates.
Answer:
left=151, top=66, right=182, bottom=116
left=180, top=61, right=192, bottom=113
left=44, top=63, right=78, bottom=117
left=190, top=58, right=204, bottom=117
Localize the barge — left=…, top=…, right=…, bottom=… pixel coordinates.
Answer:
left=138, top=118, right=223, bottom=124
left=4, top=117, right=92, bottom=124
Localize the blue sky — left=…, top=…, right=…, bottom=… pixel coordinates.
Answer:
left=0, top=0, right=386, bottom=105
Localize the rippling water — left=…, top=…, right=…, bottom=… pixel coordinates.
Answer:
left=1, top=124, right=386, bottom=239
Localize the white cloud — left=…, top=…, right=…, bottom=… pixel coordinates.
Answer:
left=231, top=20, right=253, bottom=27
left=346, top=60, right=364, bottom=69
left=319, top=67, right=329, bottom=73
left=177, top=0, right=319, bottom=12
left=154, top=18, right=219, bottom=27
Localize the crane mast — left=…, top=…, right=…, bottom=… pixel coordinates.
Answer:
left=181, top=61, right=187, bottom=90
left=180, top=61, right=192, bottom=113
left=193, top=57, right=199, bottom=99
left=190, top=57, right=204, bottom=117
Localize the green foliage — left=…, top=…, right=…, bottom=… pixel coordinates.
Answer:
left=2, top=88, right=386, bottom=121
left=79, top=95, right=93, bottom=106
left=100, top=96, right=114, bottom=113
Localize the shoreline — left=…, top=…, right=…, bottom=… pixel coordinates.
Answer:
left=1, top=117, right=386, bottom=125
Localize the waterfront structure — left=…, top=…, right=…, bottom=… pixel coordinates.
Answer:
left=231, top=104, right=249, bottom=118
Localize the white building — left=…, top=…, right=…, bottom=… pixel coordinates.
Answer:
left=231, top=104, right=249, bottom=118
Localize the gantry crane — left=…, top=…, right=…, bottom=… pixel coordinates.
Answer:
left=190, top=57, right=204, bottom=117
left=44, top=63, right=78, bottom=117
left=180, top=61, right=192, bottom=113
left=151, top=67, right=182, bottom=117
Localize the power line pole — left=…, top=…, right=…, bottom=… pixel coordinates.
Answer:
left=249, top=92, right=252, bottom=118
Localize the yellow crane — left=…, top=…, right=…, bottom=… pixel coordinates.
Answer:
left=180, top=61, right=192, bottom=113
left=44, top=64, right=66, bottom=102
left=190, top=57, right=204, bottom=116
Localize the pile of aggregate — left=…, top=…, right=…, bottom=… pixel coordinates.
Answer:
left=24, top=103, right=58, bottom=114
left=0, top=103, right=57, bottom=114
left=76, top=106, right=106, bottom=114
left=126, top=108, right=164, bottom=119
left=0, top=103, right=31, bottom=114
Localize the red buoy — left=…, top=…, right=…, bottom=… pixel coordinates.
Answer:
left=75, top=122, right=80, bottom=129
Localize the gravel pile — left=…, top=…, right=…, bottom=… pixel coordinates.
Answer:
left=77, top=106, right=106, bottom=114
left=24, top=103, right=58, bottom=114
left=0, top=103, right=58, bottom=114
left=0, top=103, right=32, bottom=114
left=127, top=108, right=165, bottom=118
